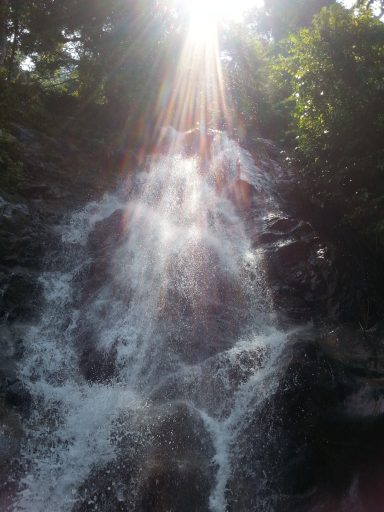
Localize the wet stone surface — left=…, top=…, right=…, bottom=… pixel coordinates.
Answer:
left=74, top=403, right=215, bottom=512
left=0, top=132, right=383, bottom=512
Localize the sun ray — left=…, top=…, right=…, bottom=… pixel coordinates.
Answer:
left=150, top=0, right=262, bottom=158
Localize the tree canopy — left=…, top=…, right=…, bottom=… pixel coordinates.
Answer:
left=278, top=4, right=384, bottom=243
left=0, top=0, right=383, bottom=252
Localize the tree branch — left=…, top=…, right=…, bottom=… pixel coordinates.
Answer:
left=0, top=0, right=8, bottom=66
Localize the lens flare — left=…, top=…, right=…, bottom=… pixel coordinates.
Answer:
left=186, top=0, right=260, bottom=26
left=153, top=2, right=233, bottom=150
left=150, top=0, right=261, bottom=159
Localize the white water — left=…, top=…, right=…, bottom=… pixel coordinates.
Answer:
left=14, top=132, right=292, bottom=511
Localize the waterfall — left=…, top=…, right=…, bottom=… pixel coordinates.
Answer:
left=13, top=131, right=294, bottom=512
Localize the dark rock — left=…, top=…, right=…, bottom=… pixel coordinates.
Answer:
left=87, top=209, right=126, bottom=254
left=139, top=459, right=211, bottom=512
left=227, top=331, right=348, bottom=511
left=228, top=179, right=258, bottom=211
left=82, top=209, right=126, bottom=301
left=79, top=343, right=118, bottom=383
left=0, top=434, right=19, bottom=460
left=4, top=380, right=31, bottom=413
left=75, top=402, right=215, bottom=512
left=75, top=323, right=118, bottom=383
left=0, top=199, right=45, bottom=269
left=0, top=405, right=22, bottom=511
left=150, top=345, right=269, bottom=417
left=257, top=232, right=284, bottom=245
left=1, top=273, right=43, bottom=322
left=269, top=217, right=299, bottom=233
left=227, top=325, right=384, bottom=512
left=275, top=239, right=312, bottom=267
left=74, top=461, right=129, bottom=512
left=247, top=138, right=282, bottom=160
left=182, top=127, right=215, bottom=160
left=0, top=392, right=24, bottom=472
left=258, top=216, right=340, bottom=322
left=134, top=403, right=215, bottom=511
left=22, top=185, right=56, bottom=200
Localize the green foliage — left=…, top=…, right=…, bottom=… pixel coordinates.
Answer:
left=223, top=0, right=337, bottom=139
left=222, top=27, right=271, bottom=134
left=258, top=0, right=336, bottom=39
left=0, top=71, right=44, bottom=126
left=0, top=0, right=383, bottom=261
left=277, top=5, right=384, bottom=247
left=222, top=24, right=299, bottom=140
left=0, top=128, right=23, bottom=190
left=0, top=0, right=187, bottom=156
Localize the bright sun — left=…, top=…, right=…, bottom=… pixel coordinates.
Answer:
left=186, top=0, right=260, bottom=26
left=154, top=0, right=262, bottom=136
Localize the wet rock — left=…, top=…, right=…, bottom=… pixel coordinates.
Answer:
left=247, top=137, right=282, bottom=161
left=227, top=331, right=348, bottom=511
left=87, top=209, right=126, bottom=254
left=139, top=459, right=211, bottom=512
left=269, top=217, right=299, bottom=233
left=4, top=380, right=31, bottom=413
left=0, top=196, right=47, bottom=269
left=227, top=326, right=384, bottom=512
left=82, top=209, right=126, bottom=300
left=0, top=434, right=19, bottom=460
left=134, top=403, right=215, bottom=511
left=22, top=184, right=57, bottom=200
left=75, top=324, right=118, bottom=383
left=0, top=396, right=23, bottom=508
left=164, top=310, right=238, bottom=365
left=275, top=239, right=312, bottom=267
left=74, top=462, right=129, bottom=512
left=150, top=345, right=269, bottom=418
left=0, top=273, right=43, bottom=323
left=257, top=232, right=284, bottom=245
left=258, top=215, right=340, bottom=322
left=0, top=192, right=52, bottom=337
left=294, top=328, right=384, bottom=512
left=228, top=179, right=257, bottom=211
left=182, top=127, right=215, bottom=160
left=0, top=233, right=44, bottom=269
left=75, top=402, right=215, bottom=512
left=79, top=344, right=118, bottom=383
left=154, top=243, right=248, bottom=364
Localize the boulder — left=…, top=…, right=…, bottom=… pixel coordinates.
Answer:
left=226, top=330, right=348, bottom=511
left=74, top=402, right=215, bottom=512
left=82, top=209, right=126, bottom=301
left=252, top=214, right=340, bottom=322
left=0, top=273, right=43, bottom=323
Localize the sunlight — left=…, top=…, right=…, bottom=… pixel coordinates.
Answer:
left=186, top=0, right=261, bottom=25
left=154, top=22, right=229, bottom=146
left=152, top=0, right=263, bottom=157
left=186, top=0, right=262, bottom=38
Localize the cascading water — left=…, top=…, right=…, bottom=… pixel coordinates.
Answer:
left=13, top=131, right=299, bottom=512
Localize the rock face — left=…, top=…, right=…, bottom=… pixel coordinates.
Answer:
left=82, top=208, right=127, bottom=301
left=0, top=125, right=114, bottom=507
left=225, top=324, right=384, bottom=512
left=261, top=217, right=342, bottom=322
left=221, top=138, right=384, bottom=511
left=1, top=124, right=113, bottom=324
left=74, top=403, right=215, bottom=512
left=0, top=124, right=110, bottom=331
left=0, top=196, right=48, bottom=506
left=1, top=128, right=383, bottom=512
